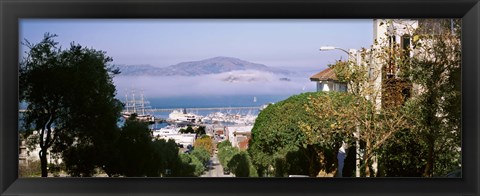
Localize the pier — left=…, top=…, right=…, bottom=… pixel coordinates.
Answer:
left=146, top=106, right=262, bottom=113
left=22, top=106, right=264, bottom=114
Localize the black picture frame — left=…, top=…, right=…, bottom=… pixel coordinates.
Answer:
left=1, top=0, right=479, bottom=196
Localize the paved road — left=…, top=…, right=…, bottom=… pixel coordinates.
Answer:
left=201, top=154, right=233, bottom=177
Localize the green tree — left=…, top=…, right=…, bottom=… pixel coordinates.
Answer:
left=217, top=141, right=257, bottom=177
left=249, top=92, right=339, bottom=177
left=19, top=33, right=123, bottom=177
left=178, top=153, right=205, bottom=176
left=191, top=147, right=211, bottom=167
left=402, top=19, right=462, bottom=177
left=217, top=142, right=239, bottom=170
left=105, top=116, right=182, bottom=177
left=147, top=139, right=180, bottom=177
left=179, top=125, right=195, bottom=134
left=217, top=140, right=232, bottom=149
left=299, top=92, right=366, bottom=177
left=114, top=117, right=153, bottom=177
left=227, top=151, right=252, bottom=177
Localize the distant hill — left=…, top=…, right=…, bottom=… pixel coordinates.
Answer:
left=114, top=64, right=164, bottom=76
left=116, top=57, right=294, bottom=76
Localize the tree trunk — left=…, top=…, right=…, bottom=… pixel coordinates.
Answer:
left=424, top=136, right=435, bottom=177
left=39, top=148, right=48, bottom=177
left=308, top=153, right=316, bottom=177
left=365, top=140, right=372, bottom=177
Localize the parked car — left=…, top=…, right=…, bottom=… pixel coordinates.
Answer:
left=288, top=175, right=309, bottom=177
left=223, top=168, right=230, bottom=175
left=445, top=168, right=461, bottom=177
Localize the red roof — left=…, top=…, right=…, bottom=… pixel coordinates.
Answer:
left=310, top=67, right=338, bottom=81
left=238, top=138, right=250, bottom=150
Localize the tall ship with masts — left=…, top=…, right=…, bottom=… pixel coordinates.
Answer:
left=122, top=89, right=155, bottom=123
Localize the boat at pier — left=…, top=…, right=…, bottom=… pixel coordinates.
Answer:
left=122, top=90, right=155, bottom=123
left=167, top=109, right=202, bottom=124
left=202, top=111, right=257, bottom=125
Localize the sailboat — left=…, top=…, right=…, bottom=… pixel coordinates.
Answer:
left=253, top=96, right=257, bottom=103
left=122, top=89, right=155, bottom=123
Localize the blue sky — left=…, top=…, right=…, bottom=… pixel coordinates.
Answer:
left=20, top=19, right=373, bottom=73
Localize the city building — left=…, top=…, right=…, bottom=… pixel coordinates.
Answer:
left=225, top=125, right=253, bottom=149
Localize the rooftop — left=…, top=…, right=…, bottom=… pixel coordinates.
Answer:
left=310, top=67, right=338, bottom=81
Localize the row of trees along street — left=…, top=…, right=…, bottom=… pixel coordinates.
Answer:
left=248, top=19, right=461, bottom=177
left=217, top=141, right=258, bottom=177
left=19, top=33, right=212, bottom=177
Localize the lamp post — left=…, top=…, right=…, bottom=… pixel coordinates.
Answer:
left=319, top=46, right=359, bottom=62
left=319, top=46, right=361, bottom=177
left=319, top=46, right=351, bottom=55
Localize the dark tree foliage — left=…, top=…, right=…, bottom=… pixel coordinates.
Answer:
left=112, top=117, right=153, bottom=177
left=195, top=126, right=206, bottom=136
left=147, top=139, right=180, bottom=177
left=377, top=130, right=427, bottom=177
left=227, top=151, right=251, bottom=177
left=19, top=33, right=123, bottom=177
left=178, top=153, right=205, bottom=177
left=105, top=116, right=185, bottom=177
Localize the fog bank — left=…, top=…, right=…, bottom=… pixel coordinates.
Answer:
left=113, top=70, right=316, bottom=98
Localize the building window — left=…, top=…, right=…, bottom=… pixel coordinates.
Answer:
left=387, top=35, right=397, bottom=77
left=401, top=34, right=411, bottom=57
left=339, top=84, right=347, bottom=92
left=388, top=35, right=397, bottom=47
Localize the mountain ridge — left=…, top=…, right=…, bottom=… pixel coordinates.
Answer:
left=116, top=56, right=294, bottom=76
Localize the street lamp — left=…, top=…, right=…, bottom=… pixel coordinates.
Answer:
left=319, top=45, right=361, bottom=177
left=319, top=46, right=351, bottom=55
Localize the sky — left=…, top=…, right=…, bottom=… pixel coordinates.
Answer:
left=19, top=19, right=374, bottom=100
left=20, top=19, right=373, bottom=72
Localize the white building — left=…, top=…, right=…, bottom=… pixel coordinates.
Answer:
left=152, top=126, right=196, bottom=147
left=310, top=66, right=347, bottom=92
left=310, top=19, right=422, bottom=177
left=312, top=19, right=420, bottom=106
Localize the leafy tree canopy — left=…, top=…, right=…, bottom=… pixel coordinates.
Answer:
left=19, top=33, right=122, bottom=177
